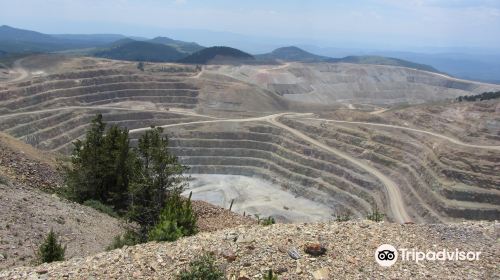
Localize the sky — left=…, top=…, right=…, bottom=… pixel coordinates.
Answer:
left=1, top=0, right=500, bottom=53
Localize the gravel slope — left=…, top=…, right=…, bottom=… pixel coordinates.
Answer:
left=0, top=182, right=126, bottom=270
left=1, top=221, right=497, bottom=279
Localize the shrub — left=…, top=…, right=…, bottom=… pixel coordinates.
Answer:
left=137, top=62, right=145, bottom=71
left=38, top=230, right=65, bottom=263
left=367, top=205, right=385, bottom=222
left=178, top=253, right=224, bottom=280
left=335, top=212, right=351, bottom=222
left=148, top=192, right=197, bottom=242
left=0, top=174, right=8, bottom=185
left=83, top=199, right=119, bottom=218
left=106, top=230, right=141, bottom=250
left=263, top=270, right=278, bottom=280
left=261, top=216, right=275, bottom=226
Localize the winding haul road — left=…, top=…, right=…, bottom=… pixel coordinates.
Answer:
left=7, top=59, right=29, bottom=83
left=301, top=117, right=500, bottom=151
left=267, top=115, right=411, bottom=223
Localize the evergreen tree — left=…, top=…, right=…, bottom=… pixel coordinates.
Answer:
left=101, top=125, right=133, bottom=211
left=128, top=126, right=187, bottom=239
left=38, top=230, right=65, bottom=263
left=65, top=114, right=106, bottom=202
left=64, top=114, right=133, bottom=212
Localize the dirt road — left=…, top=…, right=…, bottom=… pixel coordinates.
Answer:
left=5, top=59, right=29, bottom=83
left=267, top=115, right=411, bottom=223
left=129, top=113, right=286, bottom=133
left=0, top=106, right=219, bottom=120
left=300, top=117, right=500, bottom=151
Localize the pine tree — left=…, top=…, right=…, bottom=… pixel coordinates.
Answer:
left=64, top=115, right=133, bottom=212
left=38, top=230, right=65, bottom=263
left=65, top=114, right=106, bottom=202
left=128, top=126, right=188, bottom=239
left=101, top=125, right=132, bottom=211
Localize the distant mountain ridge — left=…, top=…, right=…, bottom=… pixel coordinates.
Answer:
left=0, top=25, right=116, bottom=52
left=257, top=46, right=440, bottom=73
left=179, top=46, right=254, bottom=64
left=93, top=40, right=187, bottom=62
left=0, top=25, right=203, bottom=57
left=0, top=25, right=440, bottom=73
left=149, top=37, right=205, bottom=54
left=256, top=46, right=329, bottom=62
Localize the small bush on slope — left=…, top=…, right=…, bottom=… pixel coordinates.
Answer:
left=263, top=269, right=279, bottom=280
left=178, top=253, right=224, bottom=280
left=0, top=174, right=9, bottom=185
left=148, top=191, right=197, bottom=242
left=106, top=230, right=141, bottom=251
left=367, top=205, right=385, bottom=222
left=335, top=212, right=351, bottom=222
left=38, top=230, right=65, bottom=263
left=261, top=216, right=276, bottom=226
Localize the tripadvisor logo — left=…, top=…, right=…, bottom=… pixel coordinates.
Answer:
left=375, top=244, right=481, bottom=267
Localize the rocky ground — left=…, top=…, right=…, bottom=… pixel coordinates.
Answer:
left=0, top=181, right=257, bottom=271
left=0, top=133, right=61, bottom=190
left=0, top=182, right=126, bottom=270
left=1, top=221, right=497, bottom=279
left=191, top=200, right=256, bottom=232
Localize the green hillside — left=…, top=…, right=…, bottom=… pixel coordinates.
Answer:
left=179, top=46, right=254, bottom=64
left=93, top=40, right=187, bottom=62
left=256, top=46, right=330, bottom=62
left=0, top=25, right=110, bottom=53
left=149, top=37, right=204, bottom=54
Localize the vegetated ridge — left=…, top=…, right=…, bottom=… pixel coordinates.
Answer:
left=256, top=46, right=330, bottom=62
left=0, top=25, right=114, bottom=53
left=93, top=40, right=188, bottom=62
left=258, top=46, right=440, bottom=72
left=149, top=37, right=205, bottom=54
left=179, top=46, right=255, bottom=64
left=457, top=90, right=500, bottom=102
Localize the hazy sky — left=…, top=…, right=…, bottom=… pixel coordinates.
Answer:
left=1, top=0, right=500, bottom=51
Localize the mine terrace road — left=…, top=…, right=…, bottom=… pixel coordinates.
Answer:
left=268, top=115, right=412, bottom=223
left=299, top=117, right=500, bottom=151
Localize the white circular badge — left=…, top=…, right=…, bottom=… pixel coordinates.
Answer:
left=375, top=244, right=398, bottom=267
